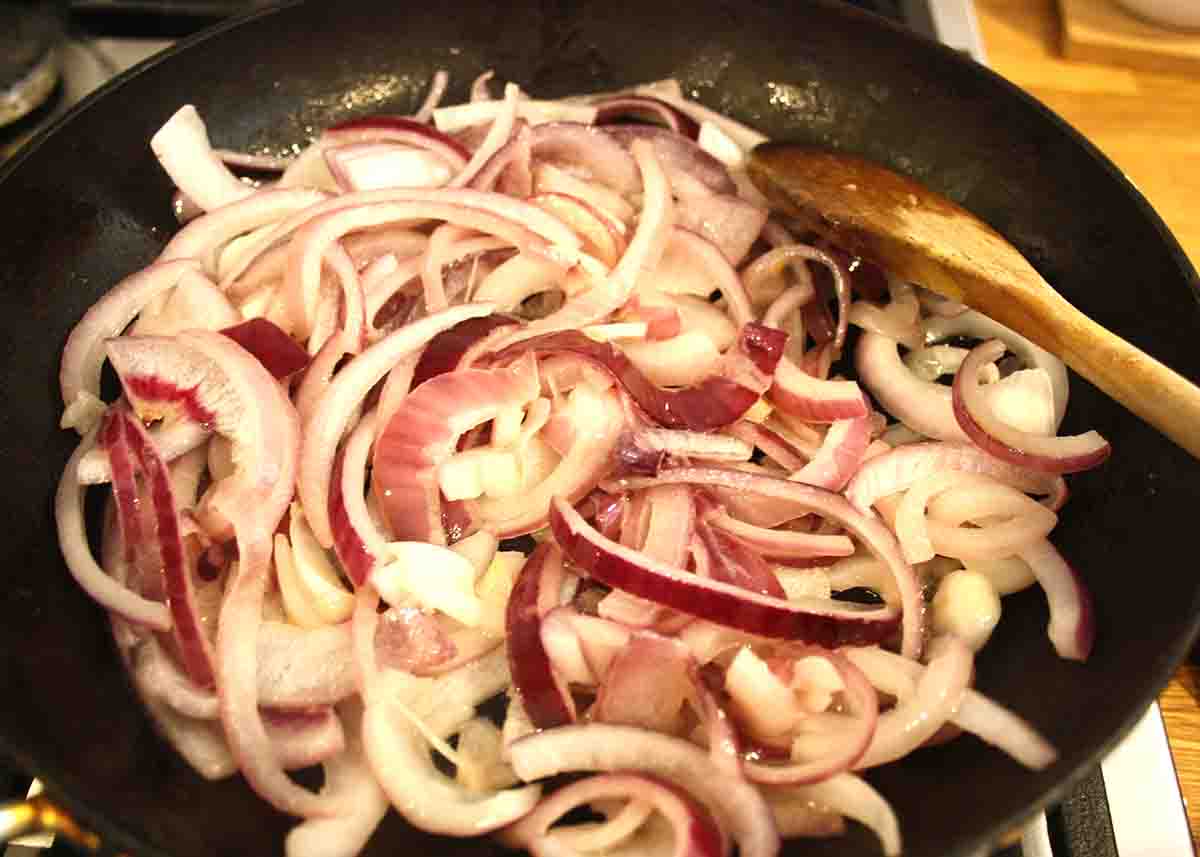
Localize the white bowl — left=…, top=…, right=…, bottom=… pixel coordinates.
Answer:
left=1114, top=0, right=1200, bottom=29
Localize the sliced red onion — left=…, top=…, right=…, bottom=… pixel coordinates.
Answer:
left=633, top=428, right=753, bottom=463
left=285, top=200, right=541, bottom=338
left=468, top=384, right=624, bottom=537
left=742, top=649, right=878, bottom=785
left=855, top=331, right=967, bottom=442
left=130, top=671, right=237, bottom=781
left=1017, top=539, right=1095, bottom=661
left=532, top=191, right=626, bottom=268
left=361, top=696, right=542, bottom=835
left=926, top=308, right=1070, bottom=428
left=130, top=268, right=240, bottom=337
left=954, top=340, right=1110, bottom=474
left=765, top=774, right=900, bottom=857
left=151, top=105, right=255, bottom=212
left=214, top=148, right=294, bottom=172
left=59, top=259, right=203, bottom=418
left=844, top=440, right=1063, bottom=513
left=632, top=86, right=768, bottom=153
left=220, top=317, right=309, bottom=379
left=531, top=161, right=635, bottom=224
left=595, top=95, right=701, bottom=138
left=284, top=702, right=390, bottom=857
left=603, top=124, right=736, bottom=196
left=434, top=99, right=598, bottom=135
left=895, top=471, right=1057, bottom=564
left=104, top=409, right=216, bottom=687
left=264, top=707, right=347, bottom=770
left=299, top=302, right=495, bottom=548
left=323, top=114, right=470, bottom=167
left=672, top=192, right=768, bottom=268
left=131, top=637, right=218, bottom=719
left=593, top=632, right=693, bottom=732
left=695, top=520, right=786, bottom=598
left=769, top=362, right=866, bottom=431
left=325, top=143, right=456, bottom=192
left=668, top=227, right=755, bottom=325
left=854, top=636, right=972, bottom=769
left=77, top=420, right=210, bottom=485
left=509, top=723, right=779, bottom=857
left=847, top=280, right=922, bottom=352
left=452, top=82, right=520, bottom=188
left=506, top=544, right=575, bottom=729
left=469, top=70, right=494, bottom=103
left=603, top=467, right=925, bottom=658
left=790, top=417, right=871, bottom=491
left=489, top=327, right=776, bottom=431
left=412, top=69, right=450, bottom=123
left=360, top=645, right=540, bottom=836
left=160, top=187, right=328, bottom=266
left=372, top=356, right=539, bottom=543
left=506, top=772, right=725, bottom=857
left=704, top=509, right=854, bottom=560
left=257, top=620, right=356, bottom=709
left=550, top=498, right=898, bottom=648
left=328, top=421, right=383, bottom=587
left=490, top=138, right=672, bottom=345
left=850, top=645, right=1057, bottom=769
left=725, top=422, right=812, bottom=473
left=55, top=431, right=160, bottom=621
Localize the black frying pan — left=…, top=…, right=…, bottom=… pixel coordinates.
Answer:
left=1, top=1, right=1198, bottom=855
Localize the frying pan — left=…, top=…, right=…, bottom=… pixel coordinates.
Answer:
left=1, top=1, right=1198, bottom=855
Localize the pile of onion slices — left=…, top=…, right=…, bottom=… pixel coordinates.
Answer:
left=54, top=71, right=1108, bottom=857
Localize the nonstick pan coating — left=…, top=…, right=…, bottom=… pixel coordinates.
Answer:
left=1, top=1, right=1198, bottom=855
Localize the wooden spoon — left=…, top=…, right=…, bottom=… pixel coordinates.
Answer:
left=747, top=142, right=1200, bottom=460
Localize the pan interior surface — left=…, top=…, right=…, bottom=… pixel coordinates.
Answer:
left=0, top=2, right=1197, bottom=856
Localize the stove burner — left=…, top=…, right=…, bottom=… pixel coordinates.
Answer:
left=0, top=3, right=62, bottom=128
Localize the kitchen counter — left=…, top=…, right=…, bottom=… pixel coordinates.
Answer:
left=978, top=0, right=1200, bottom=848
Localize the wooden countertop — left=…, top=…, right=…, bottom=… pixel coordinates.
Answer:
left=977, top=0, right=1200, bottom=847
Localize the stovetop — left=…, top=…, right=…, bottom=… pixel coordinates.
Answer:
left=0, top=2, right=1192, bottom=856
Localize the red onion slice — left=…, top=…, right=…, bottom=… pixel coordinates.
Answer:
left=704, top=509, right=853, bottom=561
left=151, top=105, right=256, bottom=212
left=854, top=636, right=972, bottom=769
left=602, top=467, right=925, bottom=659
left=60, top=259, right=203, bottom=420
left=1017, top=539, right=1096, bottom=661
left=764, top=774, right=901, bottom=857
left=372, top=356, right=540, bottom=543
left=509, top=723, right=779, bottom=857
left=103, top=409, right=216, bottom=687
left=550, top=497, right=899, bottom=647
left=469, top=383, right=625, bottom=537
left=953, top=340, right=1110, bottom=473
left=505, top=772, right=726, bottom=857
left=855, top=331, right=968, bottom=442
left=592, top=632, right=693, bottom=732
left=220, top=317, right=310, bottom=379
left=742, top=649, right=879, bottom=785
left=844, top=440, right=1064, bottom=513
left=506, top=544, right=575, bottom=729
left=257, top=621, right=356, bottom=710
left=489, top=326, right=778, bottom=432
left=299, top=302, right=495, bottom=548
left=603, top=124, right=737, bottom=196
left=284, top=702, right=390, bottom=857
left=790, top=417, right=871, bottom=491
left=491, top=138, right=672, bottom=345
left=595, top=95, right=702, bottom=138
left=56, top=432, right=172, bottom=630
left=770, top=358, right=869, bottom=424
left=926, top=308, right=1070, bottom=428
left=323, top=114, right=470, bottom=166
